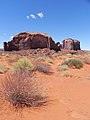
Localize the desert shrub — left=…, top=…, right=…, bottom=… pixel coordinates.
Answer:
left=52, top=53, right=61, bottom=57
left=35, top=57, right=53, bottom=63
left=35, top=57, right=46, bottom=62
left=0, top=71, right=48, bottom=109
left=66, top=53, right=73, bottom=58
left=58, top=64, right=69, bottom=71
left=62, top=72, right=72, bottom=77
left=45, top=57, right=53, bottom=63
left=0, top=65, right=8, bottom=74
left=62, top=58, right=83, bottom=69
left=34, top=63, right=51, bottom=74
left=13, top=58, right=33, bottom=72
left=5, top=54, right=10, bottom=57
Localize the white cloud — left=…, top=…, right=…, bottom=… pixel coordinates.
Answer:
left=26, top=12, right=44, bottom=20
left=37, top=12, right=44, bottom=19
left=10, top=36, right=14, bottom=39
left=26, top=15, right=30, bottom=19
left=30, top=14, right=36, bottom=19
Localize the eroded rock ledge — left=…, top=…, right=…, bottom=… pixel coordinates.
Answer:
left=4, top=32, right=60, bottom=51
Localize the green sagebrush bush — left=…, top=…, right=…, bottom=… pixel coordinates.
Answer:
left=62, top=58, right=83, bottom=69
left=0, top=65, right=8, bottom=74
left=13, top=58, right=33, bottom=72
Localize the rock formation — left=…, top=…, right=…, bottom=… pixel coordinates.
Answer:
left=4, top=32, right=60, bottom=51
left=62, top=38, right=81, bottom=50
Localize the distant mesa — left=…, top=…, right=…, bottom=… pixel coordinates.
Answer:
left=4, top=32, right=61, bottom=51
left=62, top=38, right=81, bottom=50
left=4, top=32, right=81, bottom=51
left=0, top=48, right=3, bottom=51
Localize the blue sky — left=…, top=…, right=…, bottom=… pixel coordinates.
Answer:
left=0, top=0, right=90, bottom=50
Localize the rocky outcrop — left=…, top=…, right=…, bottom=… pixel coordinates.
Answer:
left=4, top=32, right=60, bottom=51
left=62, top=38, right=81, bottom=50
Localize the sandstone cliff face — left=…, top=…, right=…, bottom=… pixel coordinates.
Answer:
left=62, top=38, right=81, bottom=50
left=4, top=32, right=60, bottom=51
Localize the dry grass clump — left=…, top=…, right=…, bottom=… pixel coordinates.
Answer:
left=66, top=53, right=73, bottom=58
left=34, top=63, right=51, bottom=74
left=13, top=58, right=33, bottom=72
left=0, top=64, right=8, bottom=74
left=45, top=57, right=53, bottom=63
left=62, top=72, right=72, bottom=77
left=57, top=64, right=69, bottom=71
left=52, top=53, right=61, bottom=57
left=62, top=58, right=83, bottom=69
left=0, top=71, right=48, bottom=109
left=35, top=56, right=53, bottom=63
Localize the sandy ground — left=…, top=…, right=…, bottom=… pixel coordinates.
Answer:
left=0, top=53, right=90, bottom=120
